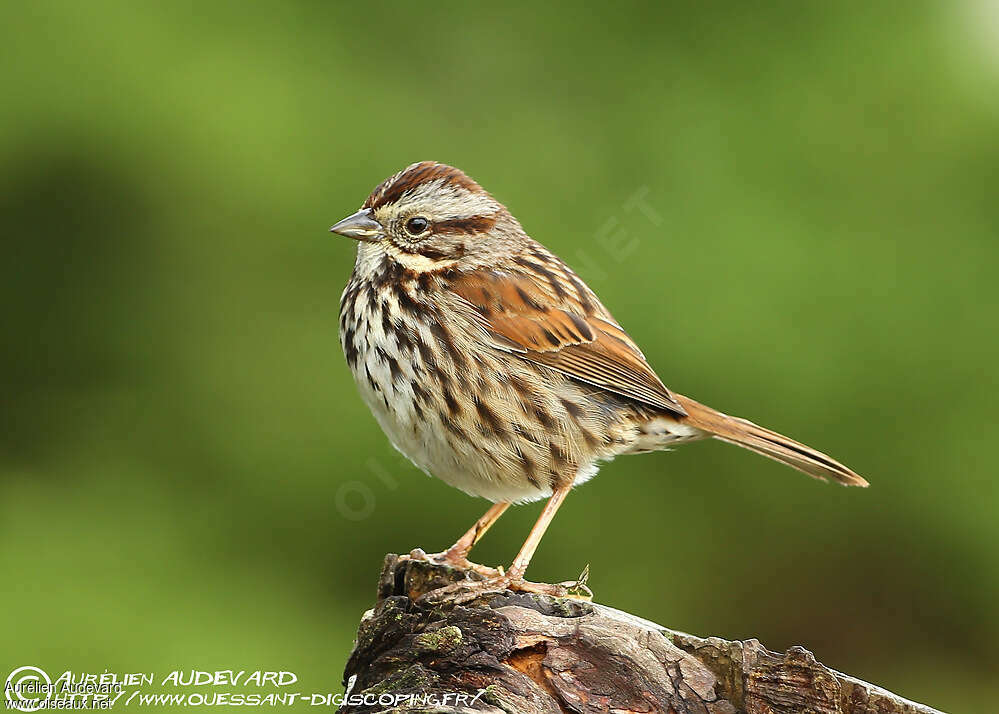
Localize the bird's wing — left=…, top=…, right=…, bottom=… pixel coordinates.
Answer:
left=447, top=258, right=686, bottom=416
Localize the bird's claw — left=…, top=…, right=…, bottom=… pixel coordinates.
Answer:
left=403, top=547, right=503, bottom=578
left=417, top=574, right=574, bottom=606
left=403, top=550, right=593, bottom=604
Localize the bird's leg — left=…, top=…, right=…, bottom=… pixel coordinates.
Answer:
left=502, top=484, right=571, bottom=594
left=442, top=501, right=510, bottom=566
left=421, top=485, right=575, bottom=604
left=408, top=502, right=509, bottom=577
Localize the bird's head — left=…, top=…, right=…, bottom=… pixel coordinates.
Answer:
left=330, top=162, right=524, bottom=272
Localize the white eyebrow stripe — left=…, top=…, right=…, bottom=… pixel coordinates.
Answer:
left=401, top=179, right=500, bottom=218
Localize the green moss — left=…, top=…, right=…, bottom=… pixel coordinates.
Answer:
left=361, top=665, right=434, bottom=696
left=478, top=684, right=519, bottom=713
left=413, top=625, right=462, bottom=654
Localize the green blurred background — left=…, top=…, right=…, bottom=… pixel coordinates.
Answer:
left=3, top=2, right=997, bottom=711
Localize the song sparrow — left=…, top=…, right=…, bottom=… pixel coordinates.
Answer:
left=331, top=161, right=866, bottom=598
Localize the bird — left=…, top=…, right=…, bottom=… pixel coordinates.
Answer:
left=331, top=161, right=867, bottom=598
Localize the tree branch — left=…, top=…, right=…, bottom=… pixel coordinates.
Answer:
left=339, top=554, right=945, bottom=714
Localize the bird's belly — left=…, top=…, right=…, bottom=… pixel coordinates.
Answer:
left=339, top=284, right=672, bottom=503
left=349, top=360, right=554, bottom=503
left=342, top=301, right=567, bottom=503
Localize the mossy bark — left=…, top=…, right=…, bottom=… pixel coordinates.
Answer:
left=339, top=554, right=945, bottom=714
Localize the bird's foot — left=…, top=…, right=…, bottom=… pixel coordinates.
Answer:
left=403, top=547, right=503, bottom=579
left=418, top=573, right=590, bottom=606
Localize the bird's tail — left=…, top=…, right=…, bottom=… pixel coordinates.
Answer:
left=674, top=394, right=868, bottom=487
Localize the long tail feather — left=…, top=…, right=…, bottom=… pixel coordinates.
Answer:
left=675, top=394, right=868, bottom=487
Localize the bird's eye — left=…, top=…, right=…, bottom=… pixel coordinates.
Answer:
left=405, top=216, right=430, bottom=236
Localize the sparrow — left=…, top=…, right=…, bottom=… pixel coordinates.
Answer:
left=331, top=161, right=866, bottom=597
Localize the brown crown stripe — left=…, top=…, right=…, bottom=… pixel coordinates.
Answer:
left=364, top=162, right=483, bottom=210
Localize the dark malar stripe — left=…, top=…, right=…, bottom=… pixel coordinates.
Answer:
left=371, top=256, right=404, bottom=290
left=417, top=272, right=435, bottom=291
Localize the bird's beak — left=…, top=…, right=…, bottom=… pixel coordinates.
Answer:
left=330, top=208, right=383, bottom=242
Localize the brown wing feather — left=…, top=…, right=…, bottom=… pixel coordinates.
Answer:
left=448, top=261, right=687, bottom=416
